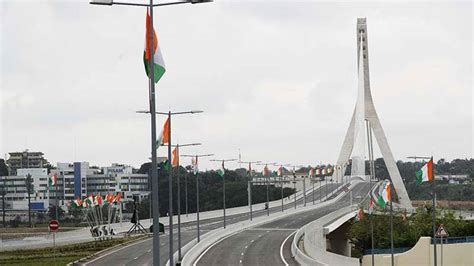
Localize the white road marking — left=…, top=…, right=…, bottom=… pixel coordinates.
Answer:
left=280, top=231, right=296, bottom=266
left=83, top=237, right=151, bottom=265
left=241, top=252, right=244, bottom=256
left=134, top=256, right=139, bottom=260
left=245, top=246, right=248, bottom=249
left=193, top=229, right=247, bottom=266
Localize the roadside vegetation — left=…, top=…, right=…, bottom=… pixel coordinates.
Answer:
left=0, top=235, right=145, bottom=265
left=349, top=206, right=474, bottom=258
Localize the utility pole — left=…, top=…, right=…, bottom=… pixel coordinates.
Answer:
left=182, top=153, right=213, bottom=242
left=210, top=158, right=236, bottom=228
left=366, top=120, right=375, bottom=266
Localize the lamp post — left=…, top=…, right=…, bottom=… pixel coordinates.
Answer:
left=182, top=153, right=213, bottom=242
left=210, top=158, right=237, bottom=228
left=408, top=155, right=436, bottom=266
left=165, top=142, right=200, bottom=262
left=90, top=1, right=211, bottom=265
left=273, top=163, right=290, bottom=212
left=138, top=110, right=202, bottom=266
left=239, top=160, right=261, bottom=221
left=257, top=162, right=277, bottom=216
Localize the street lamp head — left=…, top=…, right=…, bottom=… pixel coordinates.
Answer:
left=90, top=0, right=113, bottom=5
left=190, top=110, right=203, bottom=114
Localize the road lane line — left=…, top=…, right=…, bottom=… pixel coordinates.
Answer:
left=83, top=237, right=151, bottom=265
left=280, top=231, right=296, bottom=266
left=193, top=229, right=247, bottom=266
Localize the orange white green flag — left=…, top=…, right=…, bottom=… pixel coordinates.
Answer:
left=156, top=118, right=170, bottom=147
left=144, top=8, right=165, bottom=83
left=377, top=182, right=391, bottom=209
left=172, top=147, right=178, bottom=167
left=416, top=159, right=433, bottom=184
left=217, top=161, right=225, bottom=177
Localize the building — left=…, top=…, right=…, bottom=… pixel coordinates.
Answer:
left=6, top=150, right=50, bottom=175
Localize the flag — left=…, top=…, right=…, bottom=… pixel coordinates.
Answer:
left=144, top=8, right=166, bottom=83
left=192, top=156, right=199, bottom=175
left=377, top=182, right=391, bottom=209
left=263, top=164, right=269, bottom=176
left=114, top=193, right=122, bottom=204
left=416, top=159, right=433, bottom=184
left=105, top=193, right=114, bottom=204
left=316, top=168, right=321, bottom=176
left=327, top=166, right=332, bottom=174
left=322, top=168, right=326, bottom=175
left=172, top=147, right=178, bottom=167
left=82, top=198, right=89, bottom=209
left=309, top=168, right=314, bottom=177
left=95, top=194, right=103, bottom=206
left=355, top=207, right=364, bottom=221
left=71, top=197, right=82, bottom=209
left=87, top=195, right=95, bottom=207
left=368, top=197, right=375, bottom=214
left=156, top=118, right=170, bottom=147
left=48, top=173, right=57, bottom=188
left=163, top=159, right=171, bottom=171
left=216, top=161, right=225, bottom=177
left=277, top=166, right=283, bottom=177
left=248, top=162, right=252, bottom=174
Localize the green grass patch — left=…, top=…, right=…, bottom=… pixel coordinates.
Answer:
left=0, top=235, right=146, bottom=265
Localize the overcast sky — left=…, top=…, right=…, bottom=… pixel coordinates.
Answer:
left=1, top=0, right=472, bottom=171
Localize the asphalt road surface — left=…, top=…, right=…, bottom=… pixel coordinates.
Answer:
left=83, top=183, right=341, bottom=266
left=195, top=182, right=371, bottom=266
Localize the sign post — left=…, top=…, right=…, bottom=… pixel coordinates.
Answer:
left=435, top=224, right=449, bottom=266
left=49, top=220, right=59, bottom=264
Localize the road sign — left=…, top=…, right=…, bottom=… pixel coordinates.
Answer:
left=49, top=220, right=59, bottom=232
left=435, top=224, right=449, bottom=237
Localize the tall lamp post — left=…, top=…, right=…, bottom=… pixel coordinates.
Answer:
left=165, top=142, right=200, bottom=262
left=273, top=164, right=291, bottom=212
left=408, top=155, right=436, bottom=266
left=239, top=160, right=261, bottom=221
left=182, top=153, right=213, bottom=242
left=90, top=1, right=212, bottom=265
left=256, top=162, right=277, bottom=216
left=138, top=109, right=202, bottom=266
left=210, top=158, right=236, bottom=228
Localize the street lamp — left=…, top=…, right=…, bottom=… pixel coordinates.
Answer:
left=272, top=163, right=291, bottom=212
left=289, top=165, right=304, bottom=209
left=138, top=109, right=202, bottom=266
left=163, top=142, right=200, bottom=262
left=210, top=158, right=236, bottom=228
left=90, top=0, right=211, bottom=265
left=257, top=162, right=277, bottom=216
left=182, top=153, right=213, bottom=242
left=239, top=160, right=261, bottom=221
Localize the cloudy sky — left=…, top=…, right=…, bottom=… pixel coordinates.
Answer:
left=1, top=0, right=472, bottom=171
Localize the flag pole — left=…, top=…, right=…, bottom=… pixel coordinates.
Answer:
left=390, top=189, right=394, bottom=266
left=431, top=156, right=437, bottom=266
left=167, top=111, right=174, bottom=266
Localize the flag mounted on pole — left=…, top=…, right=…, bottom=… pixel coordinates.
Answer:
left=192, top=156, right=199, bottom=175
left=217, top=161, right=225, bottom=177
left=172, top=147, right=178, bottom=167
left=416, top=159, right=433, bottom=184
left=309, top=168, right=314, bottom=177
left=48, top=173, right=57, bottom=188
left=368, top=197, right=375, bottom=214
left=355, top=207, right=364, bottom=221
left=156, top=118, right=170, bottom=147
left=263, top=164, right=269, bottom=176
left=377, top=182, right=391, bottom=209
left=144, top=8, right=166, bottom=83
left=277, top=166, right=283, bottom=177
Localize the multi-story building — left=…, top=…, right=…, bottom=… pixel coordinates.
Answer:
left=6, top=150, right=50, bottom=175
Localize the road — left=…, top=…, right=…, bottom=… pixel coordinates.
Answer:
left=195, top=182, right=371, bottom=266
left=83, top=183, right=342, bottom=266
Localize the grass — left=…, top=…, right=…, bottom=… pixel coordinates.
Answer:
left=0, top=235, right=146, bottom=265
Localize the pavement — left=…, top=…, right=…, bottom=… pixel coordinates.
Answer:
left=80, top=183, right=341, bottom=266
left=195, top=182, right=371, bottom=266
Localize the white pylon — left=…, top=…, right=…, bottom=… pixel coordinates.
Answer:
left=333, top=18, right=412, bottom=210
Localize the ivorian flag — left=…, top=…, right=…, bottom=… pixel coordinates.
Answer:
left=355, top=207, right=364, bottom=222
left=48, top=173, right=57, bottom=188
left=95, top=194, right=103, bottom=206
left=217, top=161, right=225, bottom=177
left=262, top=164, right=269, bottom=176
left=368, top=197, right=375, bottom=214
left=156, top=118, right=170, bottom=147
left=377, top=182, right=391, bottom=209
left=172, top=147, right=178, bottom=167
left=82, top=198, right=89, bottom=209
left=114, top=193, right=122, bottom=204
left=316, top=168, right=321, bottom=176
left=144, top=8, right=166, bottom=83
left=277, top=166, right=283, bottom=177
left=192, top=156, right=199, bottom=175
left=72, top=197, right=82, bottom=209
left=105, top=193, right=114, bottom=205
left=309, top=168, right=314, bottom=177
left=87, top=195, right=96, bottom=207
left=416, top=159, right=433, bottom=184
